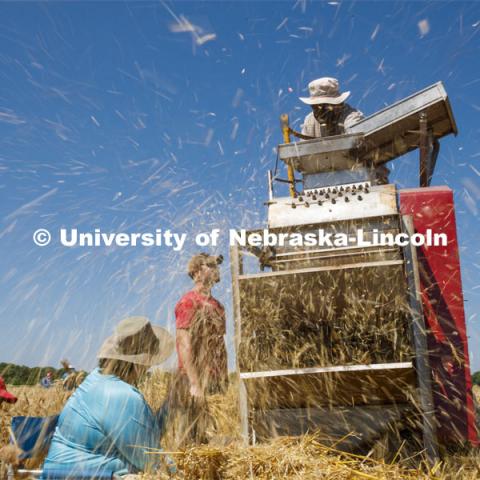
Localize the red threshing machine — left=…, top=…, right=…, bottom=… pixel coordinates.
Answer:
left=230, top=82, right=478, bottom=463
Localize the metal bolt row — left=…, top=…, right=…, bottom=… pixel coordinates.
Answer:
left=291, top=195, right=364, bottom=208
left=298, top=183, right=370, bottom=199
left=291, top=183, right=369, bottom=208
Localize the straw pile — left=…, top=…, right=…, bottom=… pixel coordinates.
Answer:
left=142, top=435, right=480, bottom=480
left=1, top=379, right=479, bottom=479
left=142, top=373, right=479, bottom=480
left=144, top=372, right=241, bottom=450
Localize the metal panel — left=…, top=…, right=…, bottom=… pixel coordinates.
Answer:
left=303, top=168, right=374, bottom=190
left=251, top=404, right=410, bottom=448
left=278, top=133, right=364, bottom=173
left=238, top=259, right=403, bottom=280
left=400, top=187, right=479, bottom=447
left=350, top=82, right=456, bottom=165
left=350, top=82, right=456, bottom=137
left=268, top=184, right=397, bottom=228
left=269, top=246, right=401, bottom=271
left=242, top=214, right=402, bottom=271
left=278, top=82, right=457, bottom=172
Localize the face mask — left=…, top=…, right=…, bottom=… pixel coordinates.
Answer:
left=313, top=104, right=339, bottom=124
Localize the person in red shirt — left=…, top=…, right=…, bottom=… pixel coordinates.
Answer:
left=0, top=376, right=17, bottom=404
left=173, top=252, right=228, bottom=444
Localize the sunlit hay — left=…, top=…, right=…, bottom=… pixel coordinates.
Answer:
left=62, top=371, right=87, bottom=391
left=0, top=385, right=70, bottom=446
left=155, top=376, right=236, bottom=456
left=1, top=383, right=480, bottom=479
left=176, top=445, right=228, bottom=480
left=338, top=271, right=412, bottom=365
left=201, top=382, right=241, bottom=443
left=169, top=438, right=480, bottom=480
left=0, top=444, right=21, bottom=466
left=238, top=279, right=337, bottom=372
left=0, top=384, right=71, bottom=474
left=140, top=370, right=180, bottom=450
left=234, top=260, right=421, bottom=454
left=145, top=372, right=242, bottom=451
left=443, top=453, right=480, bottom=480
left=144, top=435, right=451, bottom=480
left=238, top=267, right=412, bottom=373
left=140, top=370, right=172, bottom=411
left=473, top=385, right=480, bottom=404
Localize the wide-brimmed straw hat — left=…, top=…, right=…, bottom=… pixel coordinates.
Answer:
left=0, top=376, right=17, bottom=404
left=299, top=77, right=350, bottom=105
left=97, top=316, right=174, bottom=366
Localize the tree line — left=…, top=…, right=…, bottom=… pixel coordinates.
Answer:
left=0, top=362, right=68, bottom=386
left=2, top=360, right=479, bottom=387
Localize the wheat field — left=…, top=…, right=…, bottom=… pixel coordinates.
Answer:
left=1, top=379, right=479, bottom=479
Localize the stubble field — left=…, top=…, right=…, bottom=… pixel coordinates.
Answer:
left=1, top=379, right=479, bottom=479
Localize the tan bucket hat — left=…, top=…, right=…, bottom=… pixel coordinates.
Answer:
left=97, top=316, right=174, bottom=366
left=299, top=77, right=350, bottom=105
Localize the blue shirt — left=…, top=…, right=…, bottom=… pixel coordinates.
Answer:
left=42, top=368, right=163, bottom=477
left=40, top=377, right=53, bottom=388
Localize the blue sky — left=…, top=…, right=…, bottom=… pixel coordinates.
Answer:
left=0, top=1, right=479, bottom=373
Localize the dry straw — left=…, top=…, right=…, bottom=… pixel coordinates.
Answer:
left=1, top=375, right=479, bottom=479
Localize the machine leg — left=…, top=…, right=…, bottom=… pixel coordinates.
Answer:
left=401, top=215, right=439, bottom=465
left=238, top=379, right=250, bottom=445
left=419, top=112, right=429, bottom=188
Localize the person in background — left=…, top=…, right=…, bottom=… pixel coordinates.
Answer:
left=0, top=377, right=20, bottom=468
left=0, top=376, right=17, bottom=404
left=60, top=360, right=76, bottom=380
left=173, top=252, right=228, bottom=445
left=41, top=316, right=175, bottom=478
left=60, top=360, right=80, bottom=390
left=300, top=76, right=389, bottom=184
left=40, top=371, right=53, bottom=388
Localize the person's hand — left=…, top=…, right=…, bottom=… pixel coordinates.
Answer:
left=189, top=384, right=204, bottom=399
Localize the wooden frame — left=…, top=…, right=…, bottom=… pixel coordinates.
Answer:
left=240, top=362, right=413, bottom=380
left=230, top=244, right=250, bottom=443
left=400, top=215, right=439, bottom=463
